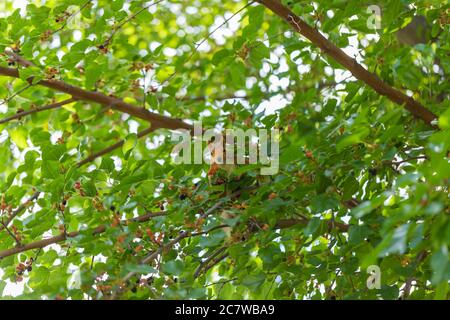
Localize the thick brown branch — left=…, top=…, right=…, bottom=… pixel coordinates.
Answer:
left=0, top=64, right=193, bottom=132
left=0, top=98, right=77, bottom=125
left=256, top=0, right=438, bottom=127
left=0, top=211, right=166, bottom=259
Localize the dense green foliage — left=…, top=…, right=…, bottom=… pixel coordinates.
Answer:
left=0, top=0, right=448, bottom=300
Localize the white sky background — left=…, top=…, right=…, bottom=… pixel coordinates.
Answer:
left=1, top=0, right=373, bottom=299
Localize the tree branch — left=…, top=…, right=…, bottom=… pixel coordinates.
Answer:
left=160, top=1, right=253, bottom=86
left=204, top=277, right=238, bottom=287
left=176, top=81, right=334, bottom=103
left=275, top=218, right=349, bottom=233
left=199, top=252, right=229, bottom=277
left=101, top=0, right=164, bottom=48
left=0, top=62, right=193, bottom=132
left=190, top=224, right=230, bottom=237
left=1, top=125, right=154, bottom=230
left=47, top=0, right=92, bottom=38
left=1, top=83, right=33, bottom=105
left=192, top=216, right=350, bottom=279
left=386, top=156, right=428, bottom=167
left=0, top=211, right=166, bottom=259
left=256, top=0, right=438, bottom=127
left=0, top=191, right=40, bottom=232
left=0, top=98, right=77, bottom=125
left=194, top=246, right=227, bottom=278
left=77, top=126, right=155, bottom=167
left=402, top=250, right=428, bottom=299
left=112, top=189, right=250, bottom=298
left=0, top=220, right=21, bottom=246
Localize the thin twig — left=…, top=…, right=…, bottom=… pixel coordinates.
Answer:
left=33, top=248, right=42, bottom=263
left=102, top=0, right=164, bottom=48
left=48, top=0, right=92, bottom=38
left=204, top=277, right=238, bottom=287
left=0, top=98, right=77, bottom=125
left=200, top=252, right=229, bottom=276
left=0, top=191, right=40, bottom=232
left=1, top=84, right=33, bottom=106
left=402, top=250, right=428, bottom=299
left=0, top=220, right=21, bottom=246
left=141, top=70, right=147, bottom=109
left=190, top=224, right=229, bottom=237
left=77, top=126, right=155, bottom=167
left=194, top=246, right=227, bottom=278
left=111, top=188, right=252, bottom=298
left=160, top=1, right=254, bottom=87
left=389, top=156, right=428, bottom=167
left=0, top=210, right=168, bottom=259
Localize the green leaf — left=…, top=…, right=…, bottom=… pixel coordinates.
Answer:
left=162, top=260, right=184, bottom=276
left=342, top=176, right=359, bottom=200
left=304, top=217, right=321, bottom=237
left=438, top=107, right=450, bottom=130
left=336, top=127, right=370, bottom=151
left=431, top=245, right=450, bottom=285
left=8, top=127, right=28, bottom=149
left=85, top=63, right=103, bottom=89
left=122, top=133, right=137, bottom=156
left=348, top=225, right=371, bottom=246
left=42, top=144, right=65, bottom=161
left=380, top=285, right=399, bottom=300
left=248, top=5, right=264, bottom=29
left=41, top=160, right=60, bottom=179
left=212, top=49, right=232, bottom=66
left=241, top=273, right=265, bottom=291
left=18, top=66, right=43, bottom=84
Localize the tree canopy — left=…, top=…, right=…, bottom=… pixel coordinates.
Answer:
left=0, top=0, right=448, bottom=300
